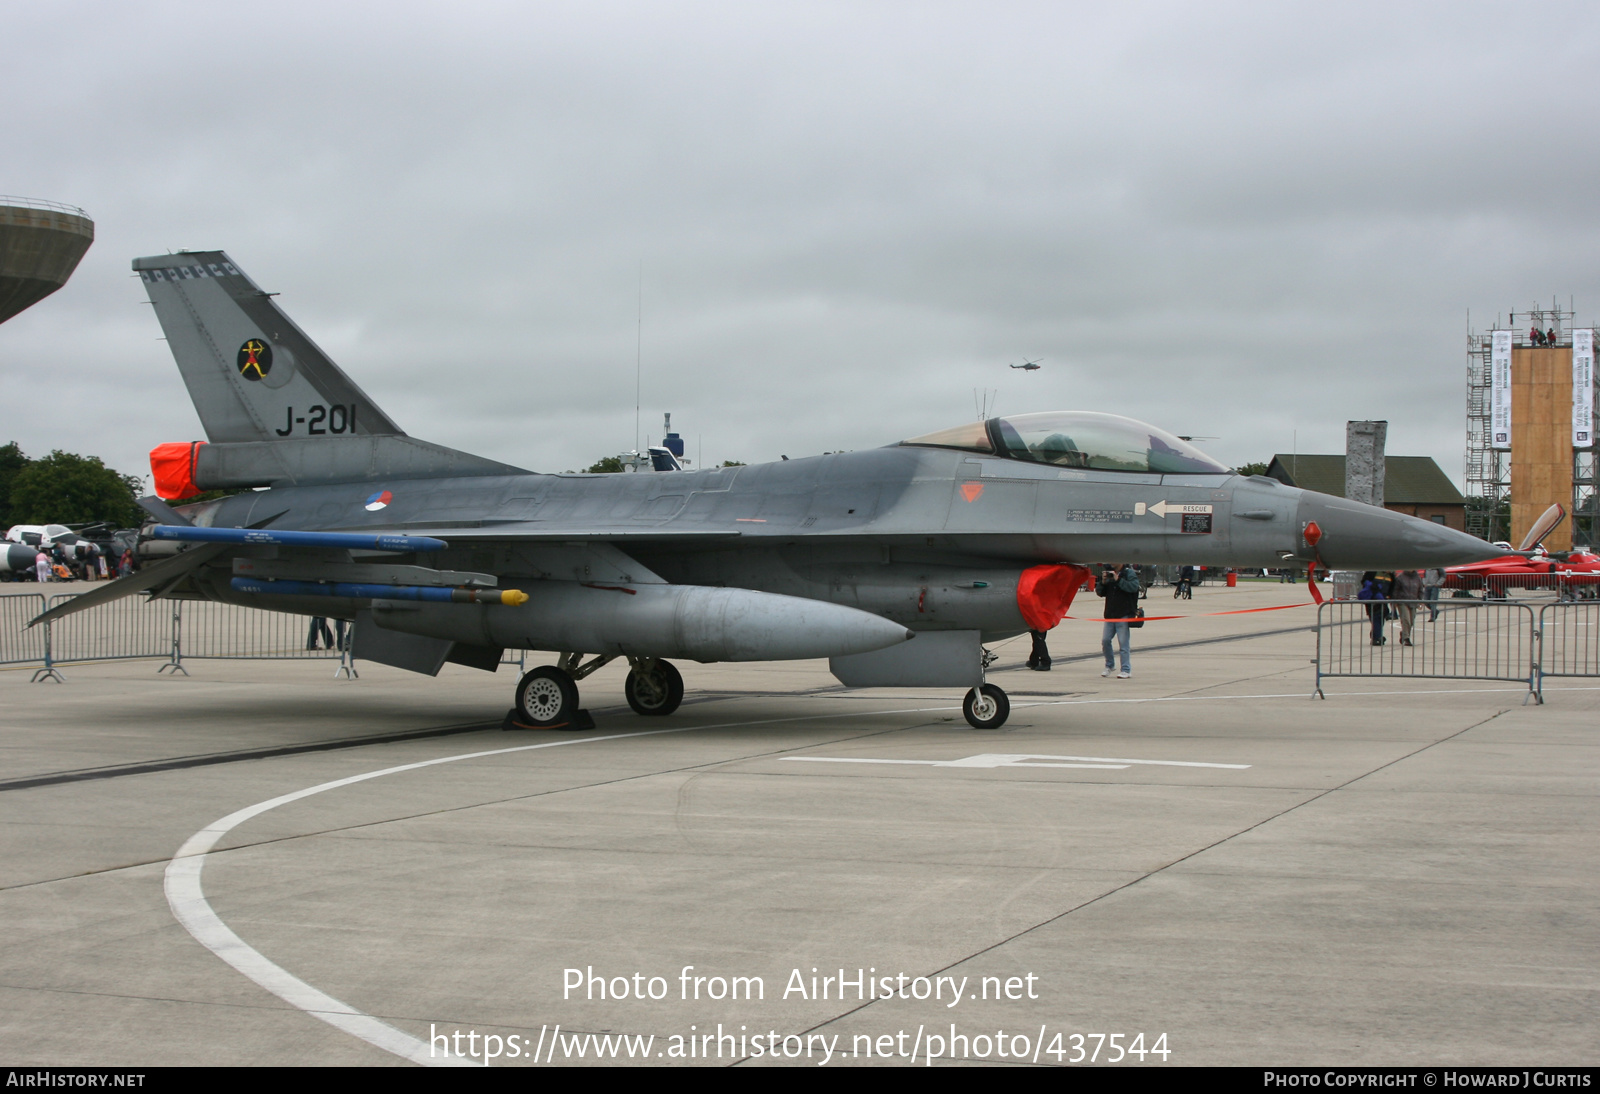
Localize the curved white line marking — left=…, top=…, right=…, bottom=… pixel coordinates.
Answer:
left=164, top=683, right=1498, bottom=1065
left=164, top=727, right=695, bottom=1066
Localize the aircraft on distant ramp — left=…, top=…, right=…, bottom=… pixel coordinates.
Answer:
left=1444, top=504, right=1600, bottom=597
left=32, top=252, right=1505, bottom=728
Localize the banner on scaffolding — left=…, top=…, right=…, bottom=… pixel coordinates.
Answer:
left=1575, top=329, right=1595, bottom=449
left=1491, top=330, right=1512, bottom=450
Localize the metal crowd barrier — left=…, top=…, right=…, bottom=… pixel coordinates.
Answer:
left=1447, top=572, right=1600, bottom=601
left=4, top=590, right=1593, bottom=700
left=1537, top=601, right=1600, bottom=688
left=3, top=590, right=529, bottom=681
left=46, top=592, right=173, bottom=664
left=1313, top=598, right=1541, bottom=703
left=175, top=599, right=341, bottom=661
left=0, top=593, right=48, bottom=678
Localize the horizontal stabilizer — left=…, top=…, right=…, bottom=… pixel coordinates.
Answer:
left=28, top=543, right=229, bottom=627
left=136, top=495, right=194, bottom=527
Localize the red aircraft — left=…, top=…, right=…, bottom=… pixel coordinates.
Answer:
left=1443, top=505, right=1600, bottom=598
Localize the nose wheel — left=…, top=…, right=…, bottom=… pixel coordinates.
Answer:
left=963, top=683, right=1010, bottom=729
left=625, top=658, right=684, bottom=716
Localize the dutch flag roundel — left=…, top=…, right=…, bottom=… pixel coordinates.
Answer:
left=365, top=490, right=392, bottom=511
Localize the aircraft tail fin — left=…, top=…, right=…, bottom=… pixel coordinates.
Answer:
left=135, top=252, right=525, bottom=487
left=134, top=251, right=404, bottom=444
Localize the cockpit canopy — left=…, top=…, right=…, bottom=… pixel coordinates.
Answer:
left=901, top=412, right=1231, bottom=475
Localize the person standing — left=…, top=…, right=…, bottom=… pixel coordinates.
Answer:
left=1392, top=569, right=1424, bottom=646
left=33, top=551, right=50, bottom=584
left=1357, top=571, right=1389, bottom=646
left=1422, top=567, right=1444, bottom=622
left=1025, top=629, right=1052, bottom=671
left=1096, top=562, right=1140, bottom=678
left=307, top=616, right=334, bottom=650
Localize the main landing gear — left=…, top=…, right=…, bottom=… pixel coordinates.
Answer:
left=962, top=647, right=1010, bottom=729
left=624, top=657, right=684, bottom=716
left=513, top=666, right=581, bottom=728
left=505, top=653, right=685, bottom=729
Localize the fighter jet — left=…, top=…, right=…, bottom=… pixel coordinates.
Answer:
left=31, top=252, right=1506, bottom=729
left=1444, top=504, right=1600, bottom=597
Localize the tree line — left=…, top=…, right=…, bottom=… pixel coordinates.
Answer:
left=0, top=443, right=145, bottom=529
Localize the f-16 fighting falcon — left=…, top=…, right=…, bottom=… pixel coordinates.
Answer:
left=32, top=252, right=1505, bottom=729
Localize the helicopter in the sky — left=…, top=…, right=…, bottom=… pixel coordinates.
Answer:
left=1009, top=359, right=1042, bottom=371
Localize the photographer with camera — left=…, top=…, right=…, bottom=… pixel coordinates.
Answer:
left=1096, top=562, right=1141, bottom=679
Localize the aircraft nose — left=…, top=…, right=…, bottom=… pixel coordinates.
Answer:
left=1295, top=491, right=1506, bottom=569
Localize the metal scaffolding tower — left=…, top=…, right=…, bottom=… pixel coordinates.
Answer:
left=1464, top=328, right=1505, bottom=542
left=1466, top=301, right=1598, bottom=548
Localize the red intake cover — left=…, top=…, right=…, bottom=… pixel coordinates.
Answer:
left=1016, top=563, right=1093, bottom=632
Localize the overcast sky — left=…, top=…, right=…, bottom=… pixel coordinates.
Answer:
left=4, top=1, right=1598, bottom=491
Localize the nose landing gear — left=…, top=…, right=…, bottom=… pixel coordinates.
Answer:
left=963, top=646, right=1010, bottom=729
left=963, top=683, right=1010, bottom=729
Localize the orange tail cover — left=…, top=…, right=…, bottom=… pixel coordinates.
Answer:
left=150, top=441, right=206, bottom=501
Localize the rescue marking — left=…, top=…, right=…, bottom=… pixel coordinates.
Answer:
left=960, top=482, right=984, bottom=502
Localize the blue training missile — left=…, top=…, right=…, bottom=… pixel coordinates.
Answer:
left=151, top=525, right=447, bottom=553
left=231, top=577, right=527, bottom=605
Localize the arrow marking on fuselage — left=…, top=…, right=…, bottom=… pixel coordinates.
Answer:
left=1135, top=500, right=1215, bottom=519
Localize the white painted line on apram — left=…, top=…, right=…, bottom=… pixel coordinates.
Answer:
left=164, top=726, right=702, bottom=1067
left=162, top=702, right=989, bottom=1066
left=784, top=753, right=1250, bottom=771
left=162, top=681, right=1554, bottom=1065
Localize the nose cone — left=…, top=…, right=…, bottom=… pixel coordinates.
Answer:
left=1296, top=491, right=1506, bottom=569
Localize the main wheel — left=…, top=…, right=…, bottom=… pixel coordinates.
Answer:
left=514, top=666, right=580, bottom=728
left=962, top=684, right=1010, bottom=729
left=625, top=659, right=684, bottom=716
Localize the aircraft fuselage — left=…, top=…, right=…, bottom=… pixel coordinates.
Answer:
left=176, top=444, right=1498, bottom=643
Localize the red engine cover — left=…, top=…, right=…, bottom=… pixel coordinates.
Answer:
left=149, top=441, right=206, bottom=501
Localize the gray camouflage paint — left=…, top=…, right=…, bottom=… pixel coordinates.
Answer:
left=140, top=251, right=1503, bottom=657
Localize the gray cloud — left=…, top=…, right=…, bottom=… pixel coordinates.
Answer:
left=4, top=1, right=1598, bottom=491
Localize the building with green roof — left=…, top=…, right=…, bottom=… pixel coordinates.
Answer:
left=1264, top=454, right=1466, bottom=531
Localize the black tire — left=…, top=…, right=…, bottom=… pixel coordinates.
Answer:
left=625, top=660, right=684, bottom=716
left=514, top=666, right=580, bottom=728
left=962, top=684, right=1010, bottom=730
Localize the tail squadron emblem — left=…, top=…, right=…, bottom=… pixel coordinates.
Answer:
left=236, top=339, right=273, bottom=381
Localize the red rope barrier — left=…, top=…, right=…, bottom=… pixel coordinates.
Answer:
left=1067, top=601, right=1318, bottom=624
